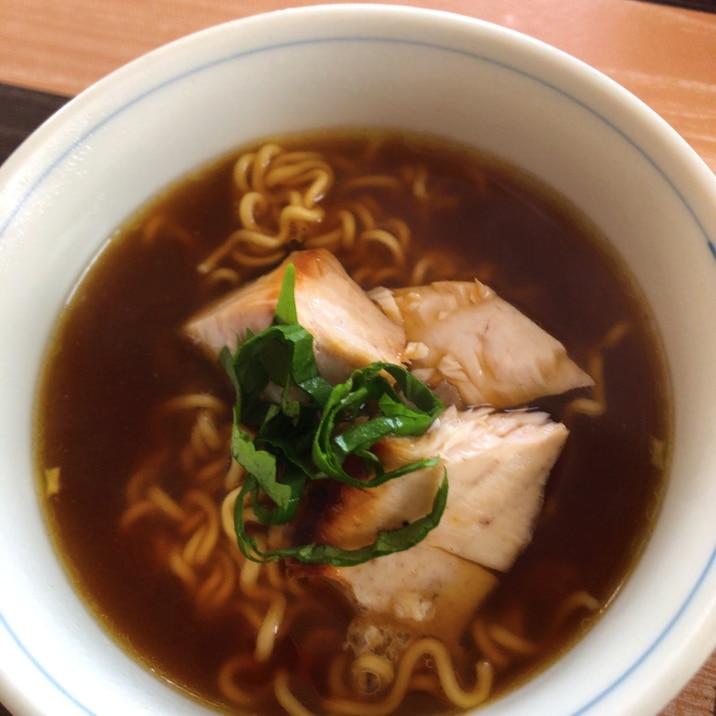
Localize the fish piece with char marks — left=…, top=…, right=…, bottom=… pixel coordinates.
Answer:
left=185, top=248, right=406, bottom=384
left=288, top=405, right=567, bottom=643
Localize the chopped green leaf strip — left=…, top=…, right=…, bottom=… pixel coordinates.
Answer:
left=223, top=261, right=446, bottom=566
left=274, top=263, right=298, bottom=325
left=235, top=473, right=448, bottom=566
left=312, top=362, right=443, bottom=485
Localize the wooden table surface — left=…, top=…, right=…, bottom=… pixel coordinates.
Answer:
left=1, top=1, right=715, bottom=715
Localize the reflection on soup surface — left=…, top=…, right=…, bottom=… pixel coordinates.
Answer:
left=36, top=131, right=670, bottom=715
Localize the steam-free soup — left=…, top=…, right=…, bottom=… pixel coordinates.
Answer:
left=36, top=131, right=670, bottom=715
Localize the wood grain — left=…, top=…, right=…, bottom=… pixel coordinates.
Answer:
left=1, top=0, right=715, bottom=173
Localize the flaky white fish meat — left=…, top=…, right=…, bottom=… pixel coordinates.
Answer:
left=315, top=405, right=567, bottom=573
left=185, top=248, right=406, bottom=384
left=291, top=405, right=567, bottom=643
left=370, top=280, right=593, bottom=408
left=418, top=406, right=567, bottom=570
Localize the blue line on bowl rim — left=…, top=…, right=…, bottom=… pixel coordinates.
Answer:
left=1, top=30, right=715, bottom=716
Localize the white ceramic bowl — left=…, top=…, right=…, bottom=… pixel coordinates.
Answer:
left=2, top=5, right=716, bottom=716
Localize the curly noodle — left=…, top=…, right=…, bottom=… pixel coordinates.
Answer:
left=189, top=140, right=467, bottom=289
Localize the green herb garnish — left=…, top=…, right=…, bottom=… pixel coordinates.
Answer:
left=221, top=263, right=446, bottom=566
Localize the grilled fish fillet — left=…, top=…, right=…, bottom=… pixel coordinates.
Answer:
left=370, top=280, right=593, bottom=408
left=291, top=406, right=567, bottom=642
left=314, top=405, right=567, bottom=573
left=185, top=248, right=406, bottom=384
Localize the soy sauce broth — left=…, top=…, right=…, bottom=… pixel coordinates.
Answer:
left=35, top=131, right=670, bottom=713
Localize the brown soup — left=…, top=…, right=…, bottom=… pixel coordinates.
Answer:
left=35, top=131, right=670, bottom=715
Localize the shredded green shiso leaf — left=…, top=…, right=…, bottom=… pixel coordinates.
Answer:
left=220, top=263, right=447, bottom=567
